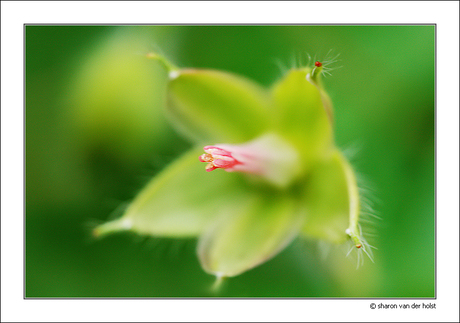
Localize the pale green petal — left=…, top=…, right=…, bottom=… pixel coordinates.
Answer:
left=94, top=147, right=250, bottom=238
left=301, top=149, right=360, bottom=243
left=167, top=69, right=270, bottom=143
left=271, top=68, right=333, bottom=172
left=197, top=192, right=304, bottom=277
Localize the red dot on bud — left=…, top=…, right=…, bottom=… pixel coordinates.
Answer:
left=315, top=61, right=322, bottom=67
left=356, top=244, right=362, bottom=249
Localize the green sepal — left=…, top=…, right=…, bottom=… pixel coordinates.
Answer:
left=94, top=147, right=249, bottom=238
left=300, top=149, right=360, bottom=244
left=167, top=69, right=271, bottom=144
left=271, top=68, right=334, bottom=172
left=197, top=190, right=304, bottom=277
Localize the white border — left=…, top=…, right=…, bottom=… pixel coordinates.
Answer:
left=2, top=1, right=459, bottom=322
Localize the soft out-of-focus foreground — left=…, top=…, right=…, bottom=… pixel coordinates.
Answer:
left=26, top=25, right=434, bottom=297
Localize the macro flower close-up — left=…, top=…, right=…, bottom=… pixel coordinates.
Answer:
left=94, top=53, right=371, bottom=281
left=24, top=24, right=436, bottom=299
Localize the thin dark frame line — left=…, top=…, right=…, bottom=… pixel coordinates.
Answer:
left=23, top=23, right=437, bottom=300
left=23, top=23, right=436, bottom=26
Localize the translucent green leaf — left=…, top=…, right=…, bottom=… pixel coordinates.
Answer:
left=300, top=149, right=360, bottom=243
left=197, top=191, right=304, bottom=277
left=167, top=69, right=270, bottom=144
left=94, top=147, right=250, bottom=238
left=271, top=68, right=333, bottom=171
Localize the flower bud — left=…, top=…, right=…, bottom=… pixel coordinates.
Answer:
left=199, top=146, right=241, bottom=172
left=199, top=133, right=301, bottom=188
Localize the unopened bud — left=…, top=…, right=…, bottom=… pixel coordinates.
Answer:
left=199, top=133, right=301, bottom=188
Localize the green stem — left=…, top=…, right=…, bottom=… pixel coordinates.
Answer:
left=146, top=52, right=178, bottom=73
left=210, top=274, right=227, bottom=293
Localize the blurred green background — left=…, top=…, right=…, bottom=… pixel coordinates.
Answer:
left=26, top=25, right=434, bottom=297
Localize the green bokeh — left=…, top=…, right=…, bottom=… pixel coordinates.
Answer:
left=26, top=25, right=434, bottom=297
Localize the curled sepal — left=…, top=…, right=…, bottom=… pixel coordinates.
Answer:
left=197, top=192, right=304, bottom=278
left=300, top=149, right=359, bottom=244
left=271, top=68, right=333, bottom=172
left=306, top=71, right=334, bottom=124
left=167, top=69, right=270, bottom=144
left=199, top=133, right=301, bottom=188
left=94, top=147, right=248, bottom=238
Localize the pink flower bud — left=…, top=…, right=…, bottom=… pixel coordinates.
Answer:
left=199, top=134, right=301, bottom=188
left=199, top=146, right=241, bottom=172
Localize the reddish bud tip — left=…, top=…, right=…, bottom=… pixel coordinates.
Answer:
left=315, top=61, right=322, bottom=67
left=199, top=147, right=240, bottom=172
